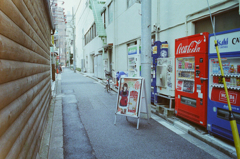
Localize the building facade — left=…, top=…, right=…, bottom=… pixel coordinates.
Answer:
left=74, top=0, right=240, bottom=81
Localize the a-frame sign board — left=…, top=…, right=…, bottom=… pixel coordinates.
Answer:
left=114, top=77, right=149, bottom=129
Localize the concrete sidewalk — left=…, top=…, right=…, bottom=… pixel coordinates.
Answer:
left=38, top=74, right=64, bottom=159
left=38, top=70, right=237, bottom=159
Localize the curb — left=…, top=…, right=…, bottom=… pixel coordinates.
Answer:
left=188, top=130, right=237, bottom=159
left=152, top=110, right=237, bottom=159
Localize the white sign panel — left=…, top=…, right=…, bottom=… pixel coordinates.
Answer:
left=209, top=30, right=240, bottom=54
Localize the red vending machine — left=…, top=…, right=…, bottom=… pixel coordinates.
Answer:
left=175, top=32, right=209, bottom=127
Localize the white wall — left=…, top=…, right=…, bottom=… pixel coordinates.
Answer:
left=116, top=44, right=128, bottom=72
left=74, top=0, right=238, bottom=73
left=75, top=0, right=96, bottom=69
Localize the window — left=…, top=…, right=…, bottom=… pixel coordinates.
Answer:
left=84, top=23, right=97, bottom=45
left=101, top=10, right=106, bottom=28
left=195, top=8, right=240, bottom=34
left=127, top=0, right=135, bottom=8
left=104, top=10, right=106, bottom=28
left=108, top=2, right=113, bottom=24
left=215, top=9, right=240, bottom=32
left=194, top=17, right=213, bottom=34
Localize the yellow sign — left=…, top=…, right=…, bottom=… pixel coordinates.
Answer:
left=153, top=46, right=157, bottom=54
left=51, top=35, right=54, bottom=45
left=161, top=44, right=168, bottom=48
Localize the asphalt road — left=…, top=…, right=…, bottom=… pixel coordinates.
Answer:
left=61, top=68, right=231, bottom=159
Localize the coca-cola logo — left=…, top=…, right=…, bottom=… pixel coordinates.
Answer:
left=176, top=40, right=202, bottom=54
left=219, top=91, right=237, bottom=104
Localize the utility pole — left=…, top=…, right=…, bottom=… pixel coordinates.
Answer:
left=141, top=0, right=151, bottom=117
left=72, top=7, right=76, bottom=73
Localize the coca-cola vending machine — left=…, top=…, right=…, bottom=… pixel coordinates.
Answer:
left=175, top=32, right=209, bottom=127
left=207, top=28, right=240, bottom=141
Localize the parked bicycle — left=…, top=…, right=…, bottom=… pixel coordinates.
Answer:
left=105, top=69, right=114, bottom=92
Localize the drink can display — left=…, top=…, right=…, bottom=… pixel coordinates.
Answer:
left=229, top=65, right=235, bottom=73
left=213, top=76, right=219, bottom=84
left=237, top=78, right=240, bottom=87
left=230, top=77, right=237, bottom=87
left=178, top=61, right=182, bottom=69
left=185, top=61, right=189, bottom=69
left=188, top=63, right=192, bottom=69
left=237, top=65, right=240, bottom=73
left=182, top=60, right=185, bottom=69
left=218, top=76, right=223, bottom=84
left=225, top=77, right=230, bottom=86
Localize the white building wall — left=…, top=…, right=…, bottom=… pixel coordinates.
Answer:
left=116, top=44, right=128, bottom=72
left=75, top=0, right=95, bottom=69
left=74, top=0, right=239, bottom=76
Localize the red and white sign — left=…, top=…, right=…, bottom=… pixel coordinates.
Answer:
left=219, top=91, right=237, bottom=104
left=176, top=81, right=183, bottom=91
left=211, top=87, right=240, bottom=106
left=175, top=32, right=209, bottom=55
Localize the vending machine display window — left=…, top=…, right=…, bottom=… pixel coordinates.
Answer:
left=128, top=45, right=141, bottom=77
left=176, top=57, right=195, bottom=93
left=128, top=57, right=137, bottom=77
left=209, top=57, right=240, bottom=92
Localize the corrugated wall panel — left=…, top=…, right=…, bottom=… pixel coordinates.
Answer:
left=6, top=89, right=51, bottom=159
left=0, top=35, right=49, bottom=64
left=24, top=0, right=50, bottom=45
left=0, top=10, right=49, bottom=60
left=0, top=0, right=52, bottom=158
left=0, top=71, right=49, bottom=109
left=0, top=0, right=50, bottom=54
left=11, top=0, right=49, bottom=49
left=0, top=77, right=50, bottom=136
left=0, top=60, right=49, bottom=84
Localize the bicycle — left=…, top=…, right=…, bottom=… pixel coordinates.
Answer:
left=105, top=69, right=114, bottom=92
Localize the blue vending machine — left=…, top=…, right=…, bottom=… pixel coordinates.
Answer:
left=207, top=28, right=240, bottom=141
left=151, top=41, right=168, bottom=103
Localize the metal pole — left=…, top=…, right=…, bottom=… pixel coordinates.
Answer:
left=141, top=0, right=151, bottom=118
left=72, top=7, right=76, bottom=73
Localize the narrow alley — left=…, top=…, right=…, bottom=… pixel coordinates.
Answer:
left=51, top=68, right=232, bottom=159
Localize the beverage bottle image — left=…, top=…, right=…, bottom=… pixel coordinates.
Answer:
left=178, top=61, right=182, bottom=69
left=182, top=60, right=185, bottom=69
left=213, top=61, right=216, bottom=74
left=185, top=60, right=189, bottom=69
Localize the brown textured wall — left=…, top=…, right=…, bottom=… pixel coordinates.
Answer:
left=0, top=0, right=52, bottom=158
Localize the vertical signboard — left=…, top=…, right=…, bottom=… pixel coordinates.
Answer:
left=114, top=77, right=149, bottom=129
left=116, top=78, right=142, bottom=117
